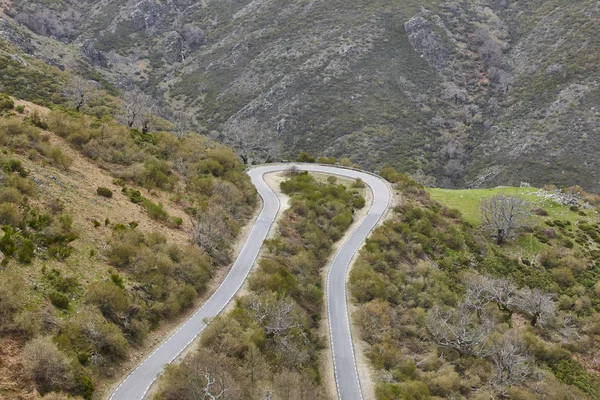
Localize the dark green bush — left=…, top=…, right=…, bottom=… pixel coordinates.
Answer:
left=49, top=291, right=70, bottom=309
left=97, top=187, right=113, bottom=198
left=111, top=273, right=125, bottom=289
left=297, top=151, right=316, bottom=163
left=0, top=93, right=14, bottom=111
left=143, top=199, right=168, bottom=220
left=16, top=239, right=35, bottom=263
left=76, top=374, right=95, bottom=400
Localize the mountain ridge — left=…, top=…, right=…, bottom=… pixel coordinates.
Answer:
left=1, top=0, right=599, bottom=190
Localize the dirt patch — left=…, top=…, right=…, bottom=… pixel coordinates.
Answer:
left=0, top=337, right=37, bottom=400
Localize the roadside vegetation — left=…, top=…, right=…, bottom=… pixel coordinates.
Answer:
left=0, top=96, right=256, bottom=399
left=154, top=170, right=366, bottom=399
left=351, top=167, right=600, bottom=399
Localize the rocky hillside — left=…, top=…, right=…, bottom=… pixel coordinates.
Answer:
left=1, top=0, right=599, bottom=190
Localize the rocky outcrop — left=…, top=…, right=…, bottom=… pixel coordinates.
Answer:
left=0, top=18, right=34, bottom=54
left=81, top=40, right=108, bottom=68
left=162, top=31, right=186, bottom=63
left=129, top=0, right=168, bottom=36
left=404, top=11, right=449, bottom=70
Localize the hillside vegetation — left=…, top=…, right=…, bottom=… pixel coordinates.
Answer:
left=154, top=171, right=366, bottom=399
left=0, top=97, right=256, bottom=399
left=1, top=0, right=599, bottom=190
left=350, top=168, right=600, bottom=399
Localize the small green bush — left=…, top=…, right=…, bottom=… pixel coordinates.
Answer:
left=111, top=273, right=125, bottom=289
left=97, top=187, right=113, bottom=198
left=144, top=200, right=168, bottom=221
left=49, top=291, right=69, bottom=309
left=0, top=94, right=14, bottom=111
left=16, top=239, right=35, bottom=263
left=297, top=151, right=316, bottom=163
left=48, top=147, right=73, bottom=170
left=76, top=374, right=95, bottom=400
left=15, top=105, right=25, bottom=113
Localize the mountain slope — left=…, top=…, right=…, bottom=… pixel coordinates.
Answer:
left=1, top=0, right=599, bottom=190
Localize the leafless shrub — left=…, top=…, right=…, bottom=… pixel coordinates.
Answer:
left=512, top=288, right=556, bottom=328
left=222, top=118, right=277, bottom=165
left=489, top=334, right=533, bottom=394
left=427, top=304, right=492, bottom=356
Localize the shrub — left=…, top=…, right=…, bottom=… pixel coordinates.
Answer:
left=15, top=105, right=25, bottom=113
left=16, top=239, right=35, bottom=263
left=0, top=187, right=23, bottom=204
left=23, top=336, right=75, bottom=396
left=49, top=291, right=70, bottom=309
left=296, top=151, right=315, bottom=163
left=111, top=273, right=125, bottom=289
left=4, top=159, right=27, bottom=176
left=86, top=281, right=129, bottom=321
left=48, top=243, right=74, bottom=260
left=352, top=178, right=365, bottom=188
left=143, top=200, right=168, bottom=220
left=0, top=94, right=14, bottom=111
left=30, top=110, right=48, bottom=129
left=75, top=374, right=95, bottom=400
left=5, top=174, right=37, bottom=196
left=0, top=202, right=21, bottom=225
left=96, top=187, right=113, bottom=198
left=48, top=147, right=73, bottom=170
left=168, top=216, right=183, bottom=229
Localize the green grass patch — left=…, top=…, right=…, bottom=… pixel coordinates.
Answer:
left=427, top=187, right=595, bottom=226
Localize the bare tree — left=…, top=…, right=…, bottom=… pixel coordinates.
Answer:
left=158, top=348, right=241, bottom=400
left=119, top=91, right=156, bottom=132
left=513, top=288, right=556, bottom=327
left=250, top=295, right=302, bottom=336
left=464, top=275, right=518, bottom=318
left=191, top=211, right=231, bottom=264
left=62, top=76, right=96, bottom=112
left=222, top=118, right=277, bottom=165
left=480, top=195, right=531, bottom=244
left=427, top=304, right=492, bottom=356
left=489, top=335, right=533, bottom=394
left=172, top=110, right=195, bottom=139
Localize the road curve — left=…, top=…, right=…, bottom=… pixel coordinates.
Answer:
left=108, top=163, right=391, bottom=400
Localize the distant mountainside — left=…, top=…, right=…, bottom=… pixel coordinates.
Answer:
left=1, top=0, right=599, bottom=190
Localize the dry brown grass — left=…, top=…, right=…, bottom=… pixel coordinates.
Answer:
left=0, top=101, right=196, bottom=398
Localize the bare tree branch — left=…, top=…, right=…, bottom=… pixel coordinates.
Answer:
left=222, top=118, right=277, bottom=165
left=480, top=195, right=531, bottom=244
left=427, top=304, right=492, bottom=356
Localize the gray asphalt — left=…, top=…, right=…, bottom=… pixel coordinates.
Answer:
left=108, top=164, right=391, bottom=400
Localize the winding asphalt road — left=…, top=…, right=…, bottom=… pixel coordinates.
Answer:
left=109, top=163, right=391, bottom=400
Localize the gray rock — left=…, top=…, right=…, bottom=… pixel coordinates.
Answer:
left=81, top=40, right=108, bottom=68
left=0, top=18, right=35, bottom=54
left=162, top=31, right=186, bottom=63
left=129, top=0, right=168, bottom=36
left=404, top=13, right=449, bottom=69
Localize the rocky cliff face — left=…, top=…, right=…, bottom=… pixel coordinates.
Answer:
left=2, top=0, right=599, bottom=190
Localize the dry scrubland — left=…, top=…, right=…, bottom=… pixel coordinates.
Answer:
left=0, top=97, right=256, bottom=399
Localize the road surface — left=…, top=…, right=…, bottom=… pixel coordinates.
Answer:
left=109, top=164, right=391, bottom=400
